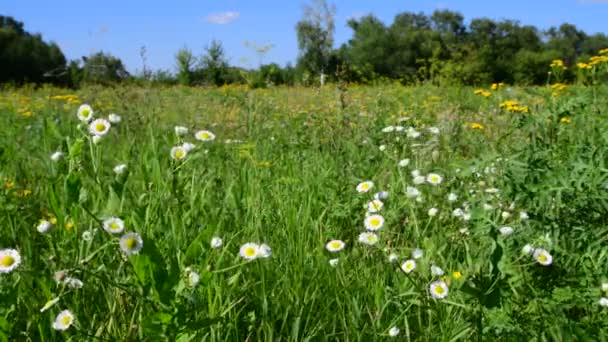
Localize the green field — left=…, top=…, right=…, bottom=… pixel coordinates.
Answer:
left=1, top=82, right=608, bottom=341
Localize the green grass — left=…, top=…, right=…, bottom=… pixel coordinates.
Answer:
left=1, top=83, right=608, bottom=341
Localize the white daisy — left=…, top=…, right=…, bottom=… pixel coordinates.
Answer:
left=182, top=142, right=196, bottom=152
left=52, top=310, right=74, bottom=331
left=239, top=243, right=260, bottom=260
left=501, top=211, right=512, bottom=219
left=400, top=259, right=416, bottom=273
left=210, top=237, right=223, bottom=249
left=483, top=203, right=494, bottom=211
left=170, top=145, right=188, bottom=161
left=398, top=159, right=410, bottom=167
left=195, top=130, right=216, bottom=142
left=77, top=104, right=94, bottom=122
left=452, top=208, right=464, bottom=217
left=374, top=191, right=389, bottom=200
left=411, top=169, right=421, bottom=178
left=40, top=297, right=59, bottom=312
left=430, top=280, right=449, bottom=299
left=382, top=126, right=395, bottom=133
left=412, top=248, right=424, bottom=259
left=428, top=127, right=440, bottom=134
left=259, top=244, right=272, bottom=258
left=533, top=248, right=552, bottom=266
left=358, top=232, right=379, bottom=245
left=367, top=199, right=384, bottom=213
left=599, top=297, right=608, bottom=307
left=388, top=253, right=399, bottom=263
left=522, top=244, right=535, bottom=255
left=406, top=186, right=421, bottom=199
left=0, top=248, right=21, bottom=273
left=37, top=220, right=52, bottom=233
left=379, top=145, right=387, bottom=152
left=431, top=265, right=444, bottom=276
left=389, top=326, right=400, bottom=337
left=520, top=211, right=529, bottom=220
left=447, top=193, right=458, bottom=202
left=108, top=113, right=122, bottom=123
left=413, top=175, right=426, bottom=185
left=50, top=151, right=64, bottom=162
left=119, top=232, right=143, bottom=255
left=426, top=173, right=442, bottom=185
left=103, top=217, right=125, bottom=234
left=186, top=269, right=200, bottom=287
left=89, top=118, right=111, bottom=136
left=428, top=208, right=439, bottom=217
left=113, top=164, right=127, bottom=175
left=602, top=282, right=608, bottom=292
left=395, top=125, right=405, bottom=131
left=499, top=226, right=514, bottom=236
left=364, top=214, right=385, bottom=231
left=356, top=181, right=374, bottom=193
left=407, top=127, right=421, bottom=138
left=64, top=277, right=83, bottom=289
left=329, top=258, right=339, bottom=267
left=175, top=126, right=189, bottom=135
left=326, top=240, right=345, bottom=252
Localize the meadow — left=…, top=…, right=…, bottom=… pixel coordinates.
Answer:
left=2, top=67, right=608, bottom=340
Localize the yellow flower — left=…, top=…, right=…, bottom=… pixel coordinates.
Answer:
left=470, top=122, right=484, bottom=130
left=64, top=220, right=74, bottom=230
left=49, top=216, right=57, bottom=225
left=577, top=62, right=592, bottom=70
left=491, top=83, right=504, bottom=90
left=4, top=180, right=15, bottom=190
left=560, top=117, right=571, bottom=124
left=452, top=271, right=462, bottom=280
left=599, top=48, right=608, bottom=55
left=550, top=59, right=567, bottom=70
left=473, top=89, right=484, bottom=95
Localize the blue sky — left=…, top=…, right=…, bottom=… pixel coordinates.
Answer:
left=4, top=0, right=608, bottom=74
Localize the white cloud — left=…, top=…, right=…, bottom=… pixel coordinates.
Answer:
left=204, top=11, right=240, bottom=24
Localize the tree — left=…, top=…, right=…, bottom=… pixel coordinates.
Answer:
left=295, top=0, right=336, bottom=84
left=82, top=52, right=129, bottom=84
left=175, top=47, right=196, bottom=86
left=199, top=40, right=229, bottom=86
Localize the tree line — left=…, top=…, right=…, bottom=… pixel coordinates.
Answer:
left=1, top=4, right=607, bottom=88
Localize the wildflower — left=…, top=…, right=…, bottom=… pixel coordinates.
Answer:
left=485, top=188, right=500, bottom=194
left=601, top=282, right=608, bottom=292
left=520, top=211, right=529, bottom=220
left=239, top=243, right=260, bottom=260
left=64, top=277, right=83, bottom=289
left=175, top=126, right=189, bottom=135
left=411, top=169, right=420, bottom=178
left=398, top=159, right=410, bottom=167
left=406, top=186, right=421, bottom=199
left=560, top=117, right=571, bottom=124
left=50, top=151, right=64, bottom=162
left=389, top=326, right=400, bottom=337
left=388, top=253, right=399, bottom=263
left=364, top=214, right=385, bottom=231
left=374, top=191, right=389, bottom=200
left=382, top=126, right=395, bottom=133
left=470, top=122, right=484, bottom=130
left=40, top=297, right=60, bottom=312
left=426, top=173, right=442, bottom=185
left=431, top=265, right=444, bottom=276
left=210, top=237, right=223, bottom=249
left=113, top=164, right=127, bottom=175
left=428, top=207, right=438, bottom=217
left=407, top=127, right=421, bottom=138
left=0, top=249, right=21, bottom=273
left=429, top=280, right=449, bottom=299
left=329, top=258, right=339, bottom=267
left=412, top=248, right=424, bottom=259
left=82, top=230, right=93, bottom=242
left=259, top=243, right=271, bottom=258
left=170, top=145, right=188, bottom=161
left=447, top=193, right=458, bottom=202
left=600, top=298, right=608, bottom=307
left=501, top=211, right=512, bottom=219
left=533, top=248, right=553, bottom=266
left=77, top=104, right=94, bottom=122
left=52, top=310, right=74, bottom=331
left=103, top=217, right=125, bottom=234
left=413, top=175, right=426, bottom=185
left=89, top=118, right=111, bottom=136
left=185, top=268, right=200, bottom=287
left=108, top=113, right=121, bottom=123
left=452, top=271, right=462, bottom=280
left=428, top=127, right=440, bottom=134
left=400, top=260, right=416, bottom=273
left=119, top=232, right=143, bottom=255
left=326, top=240, right=345, bottom=252
left=483, top=203, right=494, bottom=211
left=195, top=130, right=216, bottom=142
left=499, top=226, right=514, bottom=236
left=356, top=181, right=374, bottom=193
left=367, top=199, right=384, bottom=213
left=358, top=232, right=379, bottom=245
left=37, top=220, right=52, bottom=233
left=92, top=135, right=102, bottom=144
left=452, top=208, right=464, bottom=217
left=522, top=244, right=534, bottom=255
left=378, top=144, right=386, bottom=152
left=182, top=142, right=196, bottom=152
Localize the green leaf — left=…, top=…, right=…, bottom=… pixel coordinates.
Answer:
left=65, top=173, right=81, bottom=206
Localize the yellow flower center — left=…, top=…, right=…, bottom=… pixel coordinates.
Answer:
left=431, top=176, right=439, bottom=183
left=435, top=286, right=445, bottom=295
left=95, top=123, right=106, bottom=132
left=245, top=247, right=256, bottom=257
left=0, top=255, right=15, bottom=267
left=330, top=241, right=342, bottom=249
left=406, top=263, right=414, bottom=270
left=110, top=222, right=119, bottom=230
left=367, top=235, right=376, bottom=242
left=200, top=132, right=210, bottom=140
left=370, top=218, right=380, bottom=227
left=82, top=109, right=90, bottom=117
left=65, top=222, right=74, bottom=230
left=175, top=149, right=184, bottom=159
left=538, top=254, right=547, bottom=263
left=61, top=315, right=72, bottom=325
left=361, top=184, right=369, bottom=190
left=125, top=238, right=138, bottom=250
